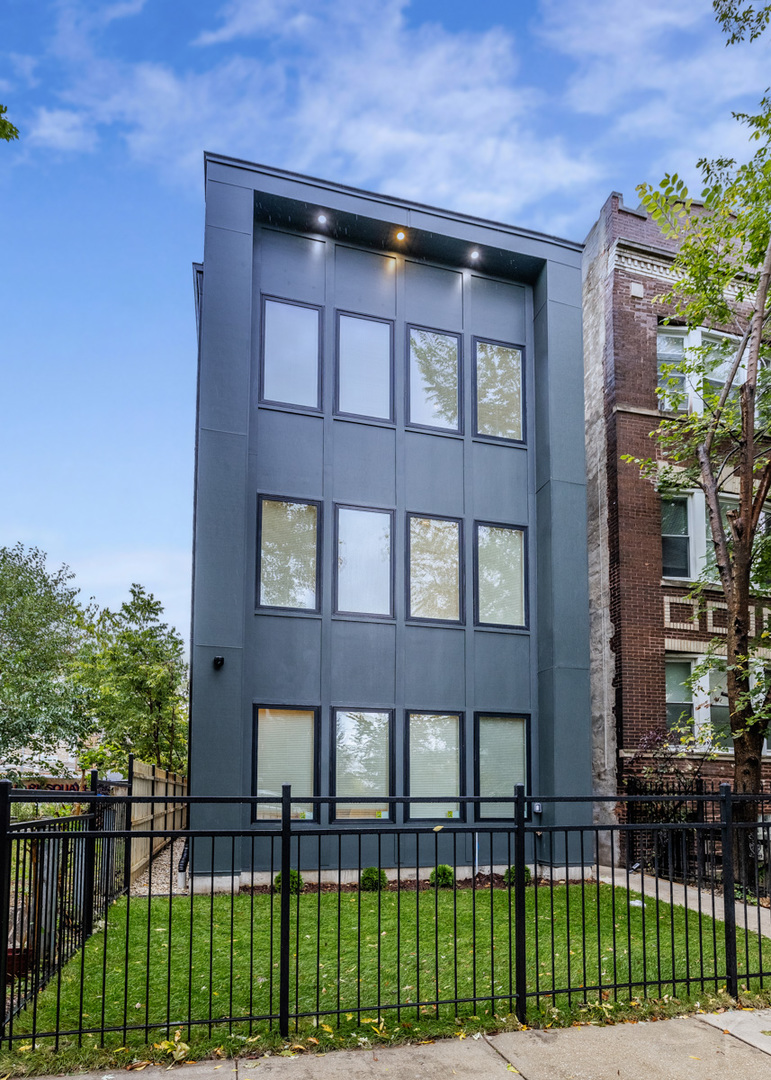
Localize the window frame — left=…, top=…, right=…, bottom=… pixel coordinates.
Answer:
left=660, top=495, right=692, bottom=581
left=404, top=710, right=465, bottom=823
left=251, top=703, right=321, bottom=822
left=259, top=295, right=323, bottom=413
left=406, top=512, right=465, bottom=625
left=473, top=520, right=528, bottom=629
left=473, top=711, right=531, bottom=822
left=333, top=503, right=395, bottom=619
left=334, top=310, right=395, bottom=424
left=256, top=493, right=323, bottom=614
left=471, top=335, right=526, bottom=445
left=656, top=325, right=743, bottom=417
left=405, top=323, right=463, bottom=435
left=330, top=707, right=395, bottom=823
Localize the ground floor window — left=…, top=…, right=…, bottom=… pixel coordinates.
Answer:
left=406, top=712, right=461, bottom=819
left=663, top=655, right=768, bottom=753
left=334, top=709, right=391, bottom=819
left=253, top=706, right=316, bottom=819
left=476, top=714, right=527, bottom=819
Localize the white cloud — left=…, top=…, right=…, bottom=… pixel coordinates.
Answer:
left=27, top=106, right=96, bottom=150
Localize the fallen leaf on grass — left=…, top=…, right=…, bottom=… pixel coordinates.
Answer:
left=126, top=1061, right=151, bottom=1070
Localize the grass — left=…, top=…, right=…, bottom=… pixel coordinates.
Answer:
left=5, top=881, right=771, bottom=1074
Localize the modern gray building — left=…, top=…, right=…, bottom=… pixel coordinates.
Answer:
left=190, top=153, right=591, bottom=872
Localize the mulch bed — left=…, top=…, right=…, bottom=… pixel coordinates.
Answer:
left=240, top=873, right=590, bottom=895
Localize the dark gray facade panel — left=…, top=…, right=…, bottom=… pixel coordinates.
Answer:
left=404, top=627, right=465, bottom=706
left=535, top=482, right=555, bottom=675
left=404, top=262, right=463, bottom=330
left=543, top=481, right=592, bottom=671
left=189, top=645, right=244, bottom=832
left=473, top=632, right=531, bottom=710
left=542, top=259, right=582, bottom=309
left=532, top=293, right=552, bottom=491
left=253, top=410, right=324, bottom=497
left=258, top=229, right=326, bottom=304
left=469, top=276, right=526, bottom=342
left=205, top=180, right=253, bottom=234
left=250, top=616, right=322, bottom=702
left=546, top=665, right=593, bottom=806
left=331, top=422, right=396, bottom=506
left=471, top=443, right=528, bottom=522
left=404, top=433, right=464, bottom=516
left=330, top=621, right=397, bottom=703
left=199, top=225, right=253, bottom=435
left=540, top=299, right=586, bottom=488
left=192, top=429, right=247, bottom=648
left=334, top=246, right=397, bottom=318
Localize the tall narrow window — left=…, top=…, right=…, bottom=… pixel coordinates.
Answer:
left=408, top=327, right=460, bottom=431
left=262, top=299, right=320, bottom=409
left=661, top=498, right=689, bottom=578
left=408, top=713, right=460, bottom=819
left=708, top=668, right=732, bottom=750
left=477, top=715, right=526, bottom=819
left=336, top=507, right=392, bottom=616
left=474, top=340, right=523, bottom=441
left=656, top=332, right=686, bottom=411
left=665, top=660, right=693, bottom=731
left=334, top=710, right=390, bottom=819
left=476, top=523, right=525, bottom=626
left=254, top=707, right=315, bottom=819
left=408, top=515, right=461, bottom=621
left=338, top=314, right=392, bottom=420
left=258, top=498, right=319, bottom=610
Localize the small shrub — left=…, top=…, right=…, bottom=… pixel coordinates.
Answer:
left=502, top=864, right=532, bottom=886
left=273, top=869, right=303, bottom=894
left=429, top=864, right=454, bottom=888
left=360, top=866, right=388, bottom=891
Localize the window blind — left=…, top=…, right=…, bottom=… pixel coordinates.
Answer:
left=337, top=509, right=391, bottom=615
left=409, top=517, right=460, bottom=620
left=409, top=713, right=459, bottom=818
left=256, top=708, right=314, bottom=819
left=478, top=716, right=525, bottom=818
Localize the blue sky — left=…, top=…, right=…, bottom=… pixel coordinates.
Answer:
left=2, top=0, right=770, bottom=642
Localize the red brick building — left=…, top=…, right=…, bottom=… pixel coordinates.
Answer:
left=582, top=193, right=771, bottom=795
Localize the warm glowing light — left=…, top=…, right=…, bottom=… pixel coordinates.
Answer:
left=396, top=230, right=406, bottom=241
left=317, top=213, right=328, bottom=225
left=470, top=250, right=480, bottom=260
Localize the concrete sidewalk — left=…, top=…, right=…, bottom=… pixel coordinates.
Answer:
left=39, top=1010, right=771, bottom=1080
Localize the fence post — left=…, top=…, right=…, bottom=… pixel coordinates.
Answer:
left=719, top=783, right=738, bottom=998
left=124, top=753, right=134, bottom=894
left=514, top=783, right=527, bottom=1024
left=279, top=784, right=292, bottom=1038
left=0, top=781, right=13, bottom=1044
left=82, top=770, right=98, bottom=939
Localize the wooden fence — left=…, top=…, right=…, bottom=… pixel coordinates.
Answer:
left=127, top=757, right=186, bottom=883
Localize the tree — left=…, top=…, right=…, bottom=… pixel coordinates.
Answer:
left=0, top=105, right=19, bottom=142
left=0, top=544, right=89, bottom=768
left=76, top=585, right=188, bottom=776
left=629, top=14, right=771, bottom=805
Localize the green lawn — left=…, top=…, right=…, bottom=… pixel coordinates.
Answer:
left=8, top=882, right=771, bottom=1051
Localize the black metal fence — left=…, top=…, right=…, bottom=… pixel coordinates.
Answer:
left=2, top=781, right=771, bottom=1050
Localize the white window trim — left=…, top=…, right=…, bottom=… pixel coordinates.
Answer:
left=657, top=327, right=743, bottom=417
left=666, top=653, right=770, bottom=755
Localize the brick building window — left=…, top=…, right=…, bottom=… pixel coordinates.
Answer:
left=661, top=497, right=690, bottom=578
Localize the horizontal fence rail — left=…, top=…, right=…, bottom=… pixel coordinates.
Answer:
left=1, top=782, right=771, bottom=1048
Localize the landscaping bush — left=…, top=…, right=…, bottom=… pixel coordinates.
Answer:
left=503, top=864, right=532, bottom=886
left=429, top=864, right=454, bottom=888
left=360, top=866, right=388, bottom=892
left=273, top=869, right=304, bottom=894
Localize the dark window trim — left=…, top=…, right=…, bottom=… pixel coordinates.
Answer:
left=473, top=711, right=531, bottom=822
left=405, top=323, right=463, bottom=435
left=256, top=493, right=323, bottom=614
left=259, top=295, right=323, bottom=413
left=333, top=503, right=395, bottom=619
left=406, top=511, right=465, bottom=625
left=334, top=309, right=395, bottom=424
left=404, top=710, right=466, bottom=823
left=330, top=707, right=395, bottom=823
left=471, top=335, right=526, bottom=446
left=473, top=520, right=528, bottom=630
left=661, top=494, right=691, bottom=580
left=251, top=703, right=321, bottom=823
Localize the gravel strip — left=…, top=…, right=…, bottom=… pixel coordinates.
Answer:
left=130, top=837, right=188, bottom=897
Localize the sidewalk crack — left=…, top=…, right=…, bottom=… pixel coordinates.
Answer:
left=483, top=1034, right=533, bottom=1079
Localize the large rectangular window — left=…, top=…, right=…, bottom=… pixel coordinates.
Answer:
left=407, top=713, right=460, bottom=819
left=258, top=497, right=319, bottom=610
left=476, top=523, right=525, bottom=627
left=261, top=298, right=320, bottom=409
left=408, top=327, right=460, bottom=431
left=337, top=314, right=392, bottom=420
left=334, top=710, right=391, bottom=819
left=336, top=506, right=392, bottom=616
left=254, top=707, right=315, bottom=819
left=474, top=339, right=523, bottom=441
left=477, top=714, right=526, bottom=819
left=408, top=515, right=461, bottom=622
left=661, top=497, right=690, bottom=578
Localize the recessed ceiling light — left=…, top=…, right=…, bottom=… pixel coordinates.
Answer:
left=470, top=250, right=480, bottom=261
left=396, top=230, right=406, bottom=241
left=317, top=213, right=328, bottom=225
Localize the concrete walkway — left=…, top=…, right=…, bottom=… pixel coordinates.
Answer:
left=595, top=866, right=771, bottom=938
left=37, top=1010, right=771, bottom=1080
